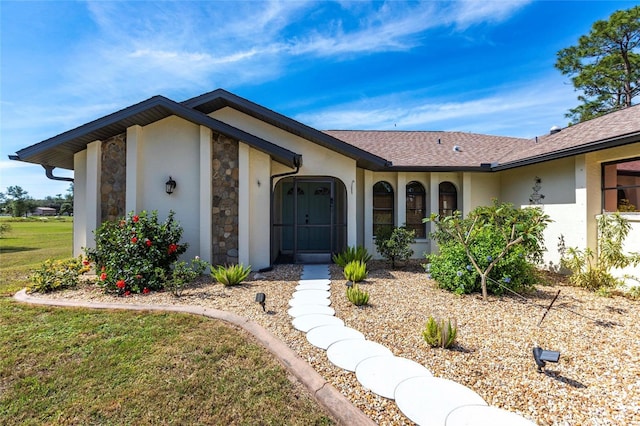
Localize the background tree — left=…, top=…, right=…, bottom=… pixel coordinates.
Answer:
left=555, top=6, right=640, bottom=123
left=3, top=186, right=35, bottom=217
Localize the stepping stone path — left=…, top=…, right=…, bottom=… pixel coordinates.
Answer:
left=290, top=265, right=536, bottom=426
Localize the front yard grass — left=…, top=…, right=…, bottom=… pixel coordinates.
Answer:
left=0, top=218, right=333, bottom=425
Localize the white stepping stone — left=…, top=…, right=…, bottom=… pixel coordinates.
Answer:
left=301, top=273, right=329, bottom=280
left=326, top=339, right=393, bottom=372
left=394, top=377, right=487, bottom=426
left=306, top=325, right=365, bottom=349
left=355, top=355, right=433, bottom=400
left=291, top=290, right=330, bottom=302
left=288, top=297, right=331, bottom=307
left=297, top=279, right=331, bottom=286
left=292, top=314, right=344, bottom=332
left=288, top=305, right=335, bottom=318
left=295, top=282, right=330, bottom=291
left=445, top=405, right=537, bottom=426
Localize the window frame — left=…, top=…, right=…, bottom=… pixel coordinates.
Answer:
left=601, top=157, right=640, bottom=213
left=373, top=181, right=394, bottom=236
left=406, top=181, right=426, bottom=239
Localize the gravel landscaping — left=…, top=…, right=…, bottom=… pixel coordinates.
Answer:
left=31, top=261, right=640, bottom=426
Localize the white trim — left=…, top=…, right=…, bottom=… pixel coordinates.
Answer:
left=199, top=126, right=213, bottom=263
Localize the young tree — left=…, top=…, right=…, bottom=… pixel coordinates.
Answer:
left=4, top=186, right=35, bottom=217
left=427, top=201, right=550, bottom=300
left=555, top=5, right=640, bottom=123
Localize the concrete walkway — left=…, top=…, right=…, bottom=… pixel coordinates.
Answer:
left=13, top=288, right=375, bottom=426
left=290, top=265, right=537, bottom=426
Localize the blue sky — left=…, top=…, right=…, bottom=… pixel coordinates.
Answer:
left=1, top=0, right=636, bottom=199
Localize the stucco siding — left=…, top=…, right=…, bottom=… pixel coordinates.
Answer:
left=499, top=157, right=576, bottom=206
left=137, top=116, right=202, bottom=262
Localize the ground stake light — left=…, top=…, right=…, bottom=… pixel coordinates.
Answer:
left=533, top=346, right=560, bottom=373
left=255, top=293, right=266, bottom=312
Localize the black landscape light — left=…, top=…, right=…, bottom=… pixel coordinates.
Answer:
left=345, top=281, right=353, bottom=288
left=165, top=176, right=177, bottom=194
left=533, top=346, right=560, bottom=373
left=255, top=293, right=266, bottom=312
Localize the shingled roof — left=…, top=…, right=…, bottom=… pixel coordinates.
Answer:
left=325, top=103, right=640, bottom=171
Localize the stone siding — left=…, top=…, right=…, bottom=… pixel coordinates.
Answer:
left=101, top=134, right=126, bottom=222
left=211, top=132, right=239, bottom=265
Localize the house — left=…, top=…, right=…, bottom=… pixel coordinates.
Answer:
left=35, top=206, right=57, bottom=216
left=9, top=89, right=640, bottom=276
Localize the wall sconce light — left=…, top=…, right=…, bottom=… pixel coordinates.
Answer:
left=532, top=346, right=560, bottom=373
left=255, top=293, right=266, bottom=312
left=165, top=176, right=176, bottom=194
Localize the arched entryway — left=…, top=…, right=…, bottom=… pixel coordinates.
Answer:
left=273, top=177, right=347, bottom=263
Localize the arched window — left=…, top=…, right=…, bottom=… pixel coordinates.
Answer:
left=439, top=182, right=457, bottom=217
left=373, top=181, right=394, bottom=236
left=406, top=181, right=426, bottom=238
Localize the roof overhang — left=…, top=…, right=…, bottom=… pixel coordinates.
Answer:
left=491, top=131, right=640, bottom=171
left=183, top=89, right=391, bottom=170
left=10, top=95, right=302, bottom=170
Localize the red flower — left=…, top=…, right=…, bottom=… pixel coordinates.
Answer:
left=145, top=239, right=152, bottom=247
left=133, top=215, right=139, bottom=223
left=143, top=287, right=150, bottom=294
left=131, top=236, right=138, bottom=244
left=168, top=243, right=178, bottom=254
left=82, top=260, right=90, bottom=266
left=124, top=291, right=131, bottom=296
left=100, top=272, right=107, bottom=281
left=116, top=279, right=126, bottom=289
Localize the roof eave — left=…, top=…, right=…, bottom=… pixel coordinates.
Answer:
left=492, top=131, right=640, bottom=171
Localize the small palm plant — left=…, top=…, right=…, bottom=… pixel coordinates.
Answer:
left=212, top=264, right=252, bottom=286
left=346, top=284, right=370, bottom=306
left=333, top=246, right=372, bottom=267
left=343, top=260, right=368, bottom=282
left=422, top=316, right=458, bottom=349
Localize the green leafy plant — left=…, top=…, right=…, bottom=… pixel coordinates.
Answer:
left=29, top=256, right=91, bottom=293
left=374, top=226, right=416, bottom=268
left=426, top=200, right=550, bottom=300
left=559, top=213, right=640, bottom=291
left=333, top=246, right=372, bottom=267
left=85, top=210, right=188, bottom=295
left=167, top=256, right=211, bottom=296
left=343, top=260, right=368, bottom=283
left=0, top=222, right=11, bottom=238
left=422, top=316, right=458, bottom=349
left=212, top=263, right=251, bottom=286
left=346, top=284, right=370, bottom=306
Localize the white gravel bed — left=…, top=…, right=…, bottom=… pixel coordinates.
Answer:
left=31, top=262, right=640, bottom=426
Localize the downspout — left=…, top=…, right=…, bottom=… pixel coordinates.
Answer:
left=43, top=165, right=74, bottom=182
left=258, top=154, right=302, bottom=272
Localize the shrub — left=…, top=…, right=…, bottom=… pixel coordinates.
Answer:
left=346, top=284, right=370, bottom=306
left=85, top=210, right=188, bottom=295
left=29, top=256, right=91, bottom=293
left=375, top=226, right=415, bottom=268
left=333, top=246, right=372, bottom=267
left=212, top=264, right=251, bottom=286
left=167, top=257, right=211, bottom=297
left=427, top=200, right=549, bottom=299
left=422, top=316, right=457, bottom=349
left=343, top=260, right=368, bottom=282
left=559, top=213, right=640, bottom=291
left=0, top=223, right=11, bottom=238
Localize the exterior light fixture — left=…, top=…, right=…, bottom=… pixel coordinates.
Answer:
left=165, top=177, right=176, bottom=194
left=532, top=346, right=560, bottom=373
left=255, top=293, right=266, bottom=312
left=345, top=281, right=353, bottom=288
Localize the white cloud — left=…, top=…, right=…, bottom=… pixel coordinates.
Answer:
left=295, top=74, right=575, bottom=138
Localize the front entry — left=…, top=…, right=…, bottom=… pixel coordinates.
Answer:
left=273, top=177, right=347, bottom=263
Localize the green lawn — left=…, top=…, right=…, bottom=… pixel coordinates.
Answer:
left=0, top=218, right=333, bottom=425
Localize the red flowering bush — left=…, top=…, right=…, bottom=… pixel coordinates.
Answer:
left=85, top=210, right=187, bottom=294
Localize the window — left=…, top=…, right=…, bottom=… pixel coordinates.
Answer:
left=439, top=182, right=457, bottom=216
left=373, top=181, right=394, bottom=236
left=602, top=158, right=640, bottom=212
left=406, top=181, right=426, bottom=238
